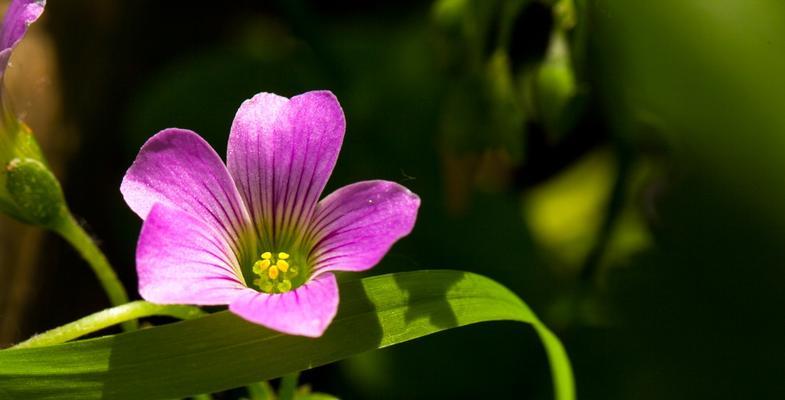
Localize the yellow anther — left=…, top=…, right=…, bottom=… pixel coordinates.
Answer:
left=252, top=259, right=271, bottom=274
left=253, top=249, right=301, bottom=293
left=268, top=265, right=280, bottom=280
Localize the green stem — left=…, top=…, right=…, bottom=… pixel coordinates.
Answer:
left=278, top=372, right=299, bottom=400
left=579, top=148, right=633, bottom=283
left=247, top=381, right=275, bottom=400
left=52, top=213, right=136, bottom=331
left=12, top=300, right=205, bottom=349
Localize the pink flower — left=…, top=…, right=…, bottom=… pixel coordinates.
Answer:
left=121, top=91, right=420, bottom=337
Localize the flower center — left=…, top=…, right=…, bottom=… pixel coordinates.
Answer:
left=251, top=251, right=300, bottom=294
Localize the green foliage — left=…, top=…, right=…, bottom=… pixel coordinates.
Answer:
left=25, top=0, right=785, bottom=397
left=594, top=0, right=785, bottom=222
left=0, top=271, right=573, bottom=400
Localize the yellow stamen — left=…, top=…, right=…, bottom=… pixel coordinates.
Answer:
left=268, top=265, right=280, bottom=280
left=260, top=259, right=271, bottom=269
left=252, top=259, right=271, bottom=274
left=252, top=250, right=302, bottom=294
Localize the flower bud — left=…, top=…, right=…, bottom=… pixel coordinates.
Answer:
left=533, top=32, right=577, bottom=139
left=3, top=156, right=65, bottom=226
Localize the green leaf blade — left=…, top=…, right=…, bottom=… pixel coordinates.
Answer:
left=0, top=270, right=574, bottom=400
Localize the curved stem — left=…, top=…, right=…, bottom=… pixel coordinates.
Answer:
left=12, top=300, right=206, bottom=349
left=579, top=147, right=633, bottom=283
left=52, top=213, right=136, bottom=331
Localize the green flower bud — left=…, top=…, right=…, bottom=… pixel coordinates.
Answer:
left=533, top=32, right=578, bottom=139
left=3, top=157, right=65, bottom=226
left=0, top=90, right=55, bottom=224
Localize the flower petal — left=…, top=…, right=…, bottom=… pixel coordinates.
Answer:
left=121, top=128, right=252, bottom=261
left=137, top=203, right=247, bottom=305
left=308, top=180, right=420, bottom=274
left=0, top=0, right=45, bottom=78
left=227, top=90, right=346, bottom=247
left=229, top=272, right=339, bottom=337
left=227, top=92, right=288, bottom=238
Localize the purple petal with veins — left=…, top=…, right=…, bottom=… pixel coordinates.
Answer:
left=137, top=203, right=248, bottom=305
left=229, top=273, right=339, bottom=338
left=308, top=180, right=420, bottom=274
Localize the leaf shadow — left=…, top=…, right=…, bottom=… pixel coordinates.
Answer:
left=100, top=271, right=466, bottom=398
left=392, top=270, right=464, bottom=330
left=102, top=279, right=385, bottom=399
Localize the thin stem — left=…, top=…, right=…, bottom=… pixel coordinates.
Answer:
left=247, top=381, right=275, bottom=400
left=278, top=372, right=299, bottom=400
left=52, top=213, right=136, bottom=331
left=579, top=148, right=633, bottom=283
left=12, top=300, right=205, bottom=349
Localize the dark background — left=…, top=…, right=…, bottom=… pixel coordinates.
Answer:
left=2, top=0, right=785, bottom=398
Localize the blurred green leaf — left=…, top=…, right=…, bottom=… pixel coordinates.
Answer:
left=0, top=270, right=573, bottom=400
left=594, top=0, right=785, bottom=224
left=525, top=149, right=614, bottom=267
left=524, top=148, right=652, bottom=272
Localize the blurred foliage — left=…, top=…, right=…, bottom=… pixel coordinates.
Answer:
left=3, top=0, right=784, bottom=398
left=523, top=148, right=651, bottom=273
